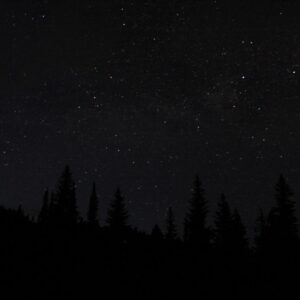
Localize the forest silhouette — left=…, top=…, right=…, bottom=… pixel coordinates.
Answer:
left=0, top=166, right=298, bottom=299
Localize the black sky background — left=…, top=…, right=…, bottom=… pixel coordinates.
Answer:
left=1, top=0, right=300, bottom=235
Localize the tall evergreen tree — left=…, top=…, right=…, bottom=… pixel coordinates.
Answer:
left=107, top=188, right=128, bottom=231
left=231, top=208, right=248, bottom=253
left=165, top=207, right=177, bottom=241
left=255, top=209, right=267, bottom=251
left=38, top=189, right=49, bottom=224
left=267, top=174, right=298, bottom=250
left=53, top=165, right=78, bottom=226
left=184, top=176, right=211, bottom=246
left=214, top=194, right=232, bottom=251
left=274, top=174, right=298, bottom=239
left=87, top=183, right=98, bottom=225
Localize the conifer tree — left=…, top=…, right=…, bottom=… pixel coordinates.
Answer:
left=38, top=189, right=49, bottom=224
left=267, top=174, right=298, bottom=250
left=107, top=188, right=128, bottom=231
left=214, top=194, right=232, bottom=251
left=87, top=183, right=98, bottom=225
left=184, top=176, right=211, bottom=246
left=255, top=209, right=267, bottom=251
left=54, top=165, right=78, bottom=226
left=165, top=207, right=177, bottom=241
left=231, top=208, right=248, bottom=253
left=215, top=195, right=248, bottom=254
left=274, top=174, right=298, bottom=240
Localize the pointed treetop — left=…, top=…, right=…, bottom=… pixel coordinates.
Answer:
left=214, top=193, right=233, bottom=248
left=184, top=175, right=211, bottom=245
left=215, top=193, right=231, bottom=228
left=107, top=187, right=128, bottom=230
left=272, top=174, right=298, bottom=241
left=275, top=174, right=294, bottom=207
left=165, top=207, right=177, bottom=241
left=232, top=208, right=248, bottom=251
left=53, top=165, right=78, bottom=225
left=188, top=175, right=207, bottom=224
left=192, top=175, right=205, bottom=200
left=87, top=182, right=99, bottom=225
left=38, top=189, right=49, bottom=224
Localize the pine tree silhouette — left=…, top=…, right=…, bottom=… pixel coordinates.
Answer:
left=53, top=165, right=78, bottom=226
left=38, top=189, right=49, bottom=224
left=254, top=175, right=300, bottom=299
left=151, top=224, right=164, bottom=241
left=274, top=174, right=298, bottom=240
left=184, top=176, right=211, bottom=247
left=165, top=207, right=177, bottom=241
left=214, top=194, right=248, bottom=256
left=266, top=174, right=298, bottom=251
left=87, top=183, right=98, bottom=225
left=255, top=209, right=267, bottom=251
left=231, top=208, right=248, bottom=253
left=214, top=193, right=232, bottom=252
left=107, top=188, right=128, bottom=232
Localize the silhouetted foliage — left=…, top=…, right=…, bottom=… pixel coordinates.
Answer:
left=0, top=169, right=298, bottom=300
left=184, top=175, right=211, bottom=247
left=151, top=224, right=164, bottom=241
left=38, top=189, right=49, bottom=224
left=107, top=188, right=128, bottom=231
left=231, top=208, right=248, bottom=253
left=271, top=174, right=298, bottom=244
left=87, top=182, right=98, bottom=225
left=165, top=207, right=177, bottom=241
left=52, top=165, right=78, bottom=226
left=255, top=209, right=267, bottom=251
left=253, top=175, right=300, bottom=299
left=214, top=193, right=233, bottom=252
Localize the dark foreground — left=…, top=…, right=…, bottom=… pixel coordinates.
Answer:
left=0, top=168, right=298, bottom=299
left=0, top=210, right=298, bottom=300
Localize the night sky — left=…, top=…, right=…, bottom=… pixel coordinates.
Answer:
left=1, top=1, right=300, bottom=234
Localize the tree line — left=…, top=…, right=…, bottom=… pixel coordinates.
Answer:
left=0, top=165, right=298, bottom=299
